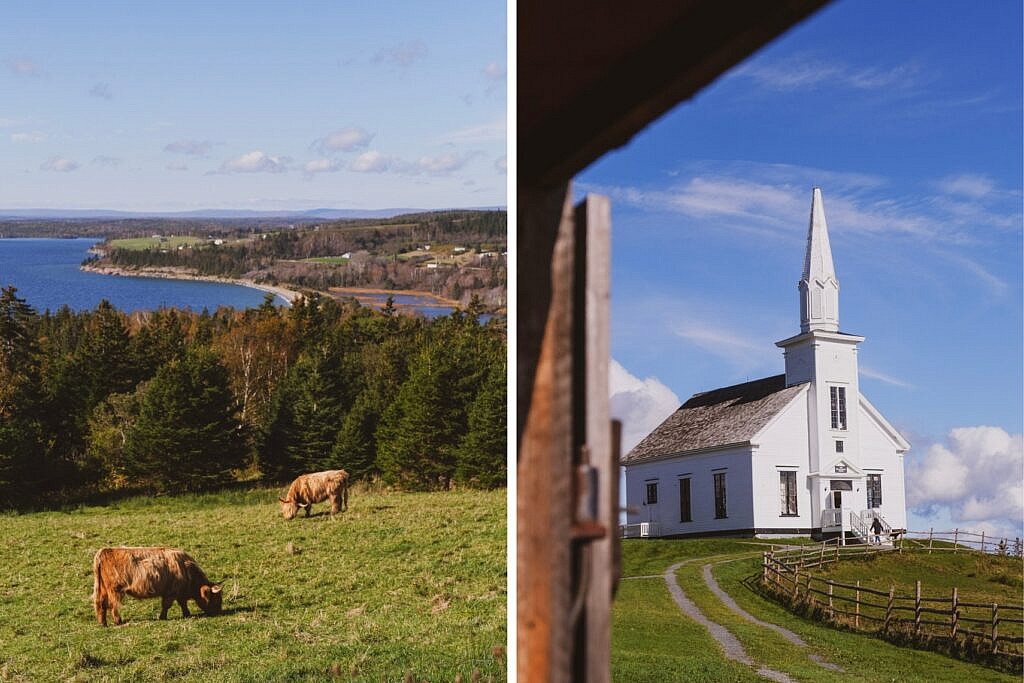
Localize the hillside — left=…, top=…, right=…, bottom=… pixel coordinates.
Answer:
left=614, top=538, right=1021, bottom=682
left=0, top=486, right=506, bottom=681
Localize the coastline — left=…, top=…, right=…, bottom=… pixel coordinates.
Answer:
left=81, top=263, right=306, bottom=305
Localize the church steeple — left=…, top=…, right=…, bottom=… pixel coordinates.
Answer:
left=799, top=187, right=839, bottom=333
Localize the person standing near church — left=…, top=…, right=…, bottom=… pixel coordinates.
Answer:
left=871, top=516, right=883, bottom=545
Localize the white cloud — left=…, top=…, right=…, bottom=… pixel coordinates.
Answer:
left=483, top=61, right=506, bottom=80
left=937, top=173, right=996, bottom=199
left=373, top=41, right=427, bottom=67
left=437, top=119, right=506, bottom=144
left=733, top=56, right=917, bottom=92
left=670, top=319, right=778, bottom=372
left=164, top=140, right=213, bottom=156
left=609, top=359, right=681, bottom=452
left=10, top=131, right=45, bottom=143
left=6, top=58, right=43, bottom=77
left=220, top=150, right=289, bottom=174
left=89, top=82, right=113, bottom=100
left=349, top=150, right=403, bottom=173
left=313, top=127, right=373, bottom=153
left=303, top=158, right=343, bottom=175
left=166, top=161, right=188, bottom=171
left=40, top=157, right=79, bottom=172
left=906, top=426, right=1023, bottom=537
left=859, top=366, right=913, bottom=389
left=417, top=152, right=470, bottom=174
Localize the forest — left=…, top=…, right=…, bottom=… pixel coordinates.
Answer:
left=0, top=286, right=506, bottom=507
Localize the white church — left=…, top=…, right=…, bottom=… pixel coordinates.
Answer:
left=623, top=188, right=909, bottom=542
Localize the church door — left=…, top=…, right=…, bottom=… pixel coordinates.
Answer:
left=832, top=490, right=842, bottom=509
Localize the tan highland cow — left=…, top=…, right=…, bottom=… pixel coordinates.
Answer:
left=278, top=469, right=350, bottom=520
left=92, top=547, right=223, bottom=626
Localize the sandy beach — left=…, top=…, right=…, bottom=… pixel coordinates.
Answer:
left=81, top=263, right=306, bottom=305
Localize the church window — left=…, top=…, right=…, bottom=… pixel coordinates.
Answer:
left=779, top=471, right=798, bottom=516
left=713, top=472, right=727, bottom=519
left=867, top=474, right=882, bottom=508
left=679, top=478, right=691, bottom=522
left=645, top=482, right=658, bottom=505
left=830, top=386, right=847, bottom=430
left=835, top=440, right=844, bottom=453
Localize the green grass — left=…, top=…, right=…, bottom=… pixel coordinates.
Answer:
left=109, top=236, right=207, bottom=250
left=0, top=486, right=506, bottom=681
left=613, top=538, right=1020, bottom=682
left=301, top=256, right=350, bottom=265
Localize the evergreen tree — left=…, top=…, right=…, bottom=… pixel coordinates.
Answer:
left=454, top=356, right=506, bottom=488
left=0, top=287, right=44, bottom=499
left=123, top=348, right=245, bottom=491
left=330, top=389, right=379, bottom=479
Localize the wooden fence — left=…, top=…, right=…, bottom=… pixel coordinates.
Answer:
left=761, top=541, right=1024, bottom=661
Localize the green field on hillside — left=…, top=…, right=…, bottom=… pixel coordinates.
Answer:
left=109, top=235, right=208, bottom=250
left=612, top=538, right=1021, bottom=682
left=301, top=256, right=351, bottom=264
left=0, top=487, right=506, bottom=681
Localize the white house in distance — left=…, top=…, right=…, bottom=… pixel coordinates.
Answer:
left=623, top=188, right=909, bottom=541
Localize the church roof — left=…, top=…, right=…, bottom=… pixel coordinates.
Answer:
left=622, top=374, right=806, bottom=465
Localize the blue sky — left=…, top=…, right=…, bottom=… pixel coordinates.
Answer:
left=587, top=2, right=1023, bottom=537
left=0, top=1, right=506, bottom=211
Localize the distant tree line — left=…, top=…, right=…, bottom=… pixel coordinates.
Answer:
left=0, top=286, right=506, bottom=507
left=90, top=211, right=507, bottom=307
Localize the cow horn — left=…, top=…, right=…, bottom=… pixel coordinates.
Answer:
left=297, top=502, right=309, bottom=508
left=211, top=583, right=223, bottom=593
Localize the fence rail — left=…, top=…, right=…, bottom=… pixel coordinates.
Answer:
left=761, top=541, right=1024, bottom=663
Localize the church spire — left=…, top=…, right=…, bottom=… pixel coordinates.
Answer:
left=799, top=187, right=839, bottom=333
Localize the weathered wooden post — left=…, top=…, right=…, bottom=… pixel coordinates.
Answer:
left=791, top=567, right=800, bottom=602
left=805, top=572, right=812, bottom=604
left=928, top=528, right=934, bottom=555
left=950, top=587, right=958, bottom=639
left=834, top=543, right=840, bottom=563
left=763, top=552, right=768, bottom=584
left=819, top=542, right=825, bottom=567
left=953, top=528, right=958, bottom=553
left=980, top=530, right=985, bottom=553
left=914, top=580, right=922, bottom=636
left=855, top=580, right=861, bottom=629
left=884, top=585, right=894, bottom=633
left=827, top=581, right=834, bottom=619
left=991, top=603, right=998, bottom=653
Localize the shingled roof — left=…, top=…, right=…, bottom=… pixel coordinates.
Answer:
left=622, top=374, right=807, bottom=465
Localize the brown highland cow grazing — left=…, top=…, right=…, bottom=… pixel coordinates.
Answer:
left=92, top=547, right=223, bottom=626
left=279, top=469, right=350, bottom=520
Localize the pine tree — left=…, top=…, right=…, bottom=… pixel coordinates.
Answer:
left=454, top=356, right=506, bottom=488
left=123, top=348, right=246, bottom=491
left=0, top=287, right=44, bottom=499
left=330, top=389, right=380, bottom=479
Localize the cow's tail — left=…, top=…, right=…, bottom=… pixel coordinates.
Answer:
left=91, top=549, right=103, bottom=601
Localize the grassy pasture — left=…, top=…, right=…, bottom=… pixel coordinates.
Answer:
left=0, top=486, right=506, bottom=681
left=109, top=236, right=207, bottom=250
left=301, top=256, right=351, bottom=265
left=613, top=538, right=1021, bottom=682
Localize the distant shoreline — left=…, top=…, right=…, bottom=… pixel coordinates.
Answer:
left=80, top=263, right=305, bottom=305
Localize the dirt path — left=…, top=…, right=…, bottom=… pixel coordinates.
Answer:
left=701, top=561, right=844, bottom=672
left=664, top=557, right=796, bottom=683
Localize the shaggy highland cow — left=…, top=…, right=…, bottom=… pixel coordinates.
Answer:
left=92, top=547, right=223, bottom=626
left=278, top=469, right=350, bottom=520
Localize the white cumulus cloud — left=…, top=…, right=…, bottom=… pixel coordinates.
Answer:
left=220, top=150, right=289, bottom=174
left=609, top=359, right=681, bottom=453
left=349, top=150, right=403, bottom=174
left=40, top=157, right=79, bottom=172
left=303, top=158, right=343, bottom=175
left=313, top=127, right=373, bottom=153
left=10, top=131, right=45, bottom=143
left=906, top=426, right=1023, bottom=536
left=417, top=152, right=470, bottom=174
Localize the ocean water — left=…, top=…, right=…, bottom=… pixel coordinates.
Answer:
left=0, top=238, right=271, bottom=312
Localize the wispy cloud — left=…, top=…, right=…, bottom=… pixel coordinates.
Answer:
left=6, top=58, right=43, bottom=77
left=482, top=61, right=506, bottom=81
left=733, top=56, right=918, bottom=92
left=372, top=41, right=427, bottom=68
left=936, top=173, right=995, bottom=199
left=166, top=161, right=188, bottom=172
left=40, top=157, right=79, bottom=172
left=302, top=158, right=343, bottom=176
left=349, top=150, right=404, bottom=174
left=88, top=82, right=113, bottom=100
left=10, top=131, right=45, bottom=143
left=860, top=366, right=913, bottom=389
left=164, top=140, right=213, bottom=157
left=933, top=249, right=1008, bottom=295
left=436, top=118, right=505, bottom=144
left=348, top=149, right=476, bottom=176
left=312, top=127, right=373, bottom=154
left=669, top=318, right=779, bottom=372
left=0, top=118, right=21, bottom=128
left=220, top=150, right=289, bottom=174
left=416, top=152, right=473, bottom=174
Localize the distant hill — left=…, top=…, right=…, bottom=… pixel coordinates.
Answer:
left=0, top=206, right=505, bottom=220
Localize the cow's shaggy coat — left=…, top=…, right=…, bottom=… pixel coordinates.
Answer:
left=279, top=469, right=350, bottom=519
left=92, top=547, right=222, bottom=626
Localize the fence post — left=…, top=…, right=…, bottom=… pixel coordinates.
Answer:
left=805, top=572, right=812, bottom=604
left=991, top=603, right=998, bottom=653
left=827, top=581, right=834, bottom=619
left=819, top=542, right=825, bottom=567
left=791, top=567, right=800, bottom=603
left=899, top=532, right=903, bottom=554
left=914, top=580, right=922, bottom=636
left=953, top=528, right=958, bottom=553
left=835, top=543, right=840, bottom=563
left=928, top=528, right=933, bottom=555
left=950, top=587, right=958, bottom=640
left=884, top=585, right=894, bottom=633
left=980, top=531, right=985, bottom=553
left=855, top=580, right=860, bottom=629
left=763, top=552, right=768, bottom=584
